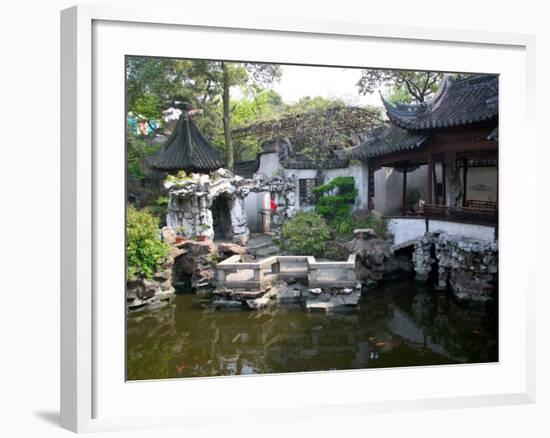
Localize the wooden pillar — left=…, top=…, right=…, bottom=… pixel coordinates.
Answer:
left=462, top=157, right=468, bottom=207
left=495, top=156, right=499, bottom=210
left=432, top=163, right=437, bottom=203
left=401, top=166, right=408, bottom=215
left=368, top=163, right=375, bottom=210
left=427, top=153, right=434, bottom=204
left=441, top=158, right=447, bottom=206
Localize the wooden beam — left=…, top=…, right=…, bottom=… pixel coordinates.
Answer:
left=427, top=153, right=434, bottom=204
left=368, top=163, right=375, bottom=210
left=462, top=157, right=468, bottom=207
left=432, top=162, right=437, bottom=204
left=401, top=166, right=408, bottom=214
left=441, top=158, right=447, bottom=206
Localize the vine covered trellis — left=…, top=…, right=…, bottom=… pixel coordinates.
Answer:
left=231, top=106, right=385, bottom=160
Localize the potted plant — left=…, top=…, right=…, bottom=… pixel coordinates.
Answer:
left=175, top=226, right=186, bottom=244
left=196, top=223, right=209, bottom=242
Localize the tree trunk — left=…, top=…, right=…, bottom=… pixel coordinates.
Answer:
left=222, top=62, right=234, bottom=171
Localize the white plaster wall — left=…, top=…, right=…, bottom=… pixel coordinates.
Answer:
left=375, top=167, right=401, bottom=214
left=245, top=152, right=282, bottom=231
left=255, top=150, right=369, bottom=214
left=257, top=152, right=281, bottom=177
left=467, top=167, right=498, bottom=202
left=387, top=217, right=496, bottom=244
left=284, top=168, right=317, bottom=211
left=373, top=165, right=428, bottom=215
left=243, top=192, right=268, bottom=232
left=284, top=163, right=367, bottom=212
left=386, top=218, right=427, bottom=245
left=409, top=165, right=428, bottom=200
left=324, top=162, right=369, bottom=210
left=428, top=220, right=496, bottom=242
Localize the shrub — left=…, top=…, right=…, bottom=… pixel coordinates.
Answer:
left=126, top=205, right=169, bottom=279
left=156, top=196, right=169, bottom=206
left=313, top=176, right=357, bottom=237
left=351, top=210, right=387, bottom=238
left=313, top=176, right=357, bottom=220
left=279, top=211, right=331, bottom=257
left=323, top=242, right=349, bottom=260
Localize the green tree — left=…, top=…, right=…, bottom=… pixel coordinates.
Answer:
left=126, top=57, right=281, bottom=168
left=230, top=89, right=285, bottom=159
left=133, top=95, right=163, bottom=119
left=357, top=70, right=443, bottom=103
left=286, top=95, right=345, bottom=113
left=220, top=62, right=281, bottom=169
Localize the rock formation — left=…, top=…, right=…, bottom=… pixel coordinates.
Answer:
left=346, top=228, right=413, bottom=284
left=164, top=168, right=296, bottom=245
left=413, top=232, right=498, bottom=302
left=126, top=246, right=179, bottom=311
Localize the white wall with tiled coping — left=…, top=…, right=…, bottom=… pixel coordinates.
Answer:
left=387, top=217, right=496, bottom=245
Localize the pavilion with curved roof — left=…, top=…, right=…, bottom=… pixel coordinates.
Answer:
left=348, top=74, right=498, bottom=228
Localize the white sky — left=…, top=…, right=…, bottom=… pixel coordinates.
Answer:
left=234, top=64, right=386, bottom=108
left=274, top=64, right=383, bottom=107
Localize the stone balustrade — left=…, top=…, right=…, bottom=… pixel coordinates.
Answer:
left=215, top=254, right=357, bottom=290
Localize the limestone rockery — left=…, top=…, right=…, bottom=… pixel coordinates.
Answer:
left=164, top=168, right=296, bottom=246
left=413, top=232, right=498, bottom=302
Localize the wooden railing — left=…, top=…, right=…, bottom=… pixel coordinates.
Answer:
left=422, top=203, right=497, bottom=225
left=215, top=254, right=357, bottom=289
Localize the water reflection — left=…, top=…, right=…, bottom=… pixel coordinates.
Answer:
left=126, top=280, right=498, bottom=380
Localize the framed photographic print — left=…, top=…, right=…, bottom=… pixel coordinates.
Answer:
left=61, top=4, right=536, bottom=433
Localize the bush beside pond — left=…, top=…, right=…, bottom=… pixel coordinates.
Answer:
left=279, top=211, right=331, bottom=257
left=126, top=204, right=170, bottom=279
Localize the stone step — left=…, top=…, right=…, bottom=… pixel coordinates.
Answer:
left=255, top=245, right=279, bottom=257
left=246, top=240, right=275, bottom=252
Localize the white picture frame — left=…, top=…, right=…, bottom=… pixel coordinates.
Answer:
left=60, top=5, right=536, bottom=433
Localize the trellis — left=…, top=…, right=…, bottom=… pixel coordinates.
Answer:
left=231, top=106, right=385, bottom=148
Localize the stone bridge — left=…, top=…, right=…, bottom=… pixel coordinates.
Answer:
left=215, top=254, right=357, bottom=290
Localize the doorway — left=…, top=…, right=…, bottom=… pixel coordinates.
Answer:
left=211, top=194, right=232, bottom=240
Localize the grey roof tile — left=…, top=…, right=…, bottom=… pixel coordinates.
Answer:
left=382, top=74, right=498, bottom=130
left=149, top=115, right=224, bottom=172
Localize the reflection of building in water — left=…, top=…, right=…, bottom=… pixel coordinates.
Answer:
left=386, top=292, right=497, bottom=364
left=126, top=282, right=498, bottom=380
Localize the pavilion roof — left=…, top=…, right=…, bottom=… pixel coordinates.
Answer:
left=381, top=74, right=498, bottom=130
left=149, top=114, right=224, bottom=173
left=346, top=125, right=428, bottom=159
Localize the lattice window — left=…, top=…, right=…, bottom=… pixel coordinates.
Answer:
left=299, top=178, right=317, bottom=206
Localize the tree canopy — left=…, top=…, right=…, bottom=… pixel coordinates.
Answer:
left=357, top=70, right=443, bottom=103
left=127, top=59, right=460, bottom=165
left=126, top=57, right=281, bottom=168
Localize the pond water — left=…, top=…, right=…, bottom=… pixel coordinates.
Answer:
left=126, top=280, right=498, bottom=380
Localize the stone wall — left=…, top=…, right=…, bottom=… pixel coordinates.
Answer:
left=165, top=168, right=295, bottom=245
left=126, top=244, right=179, bottom=310
left=413, top=232, right=498, bottom=302
left=346, top=229, right=413, bottom=285
left=172, top=240, right=215, bottom=289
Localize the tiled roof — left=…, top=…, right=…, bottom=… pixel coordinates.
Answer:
left=347, top=125, right=428, bottom=159
left=233, top=158, right=260, bottom=178
left=382, top=74, right=498, bottom=130
left=149, top=115, right=224, bottom=173
left=487, top=127, right=498, bottom=141
left=282, top=158, right=349, bottom=169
